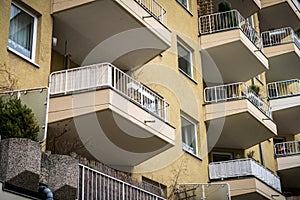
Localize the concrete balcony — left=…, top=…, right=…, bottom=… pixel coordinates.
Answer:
left=204, top=82, right=277, bottom=149
left=267, top=79, right=300, bottom=134
left=212, top=0, right=261, bottom=18
left=274, top=141, right=300, bottom=196
left=48, top=63, right=175, bottom=167
left=260, top=0, right=300, bottom=32
left=51, top=0, right=171, bottom=69
left=262, top=27, right=300, bottom=82
left=199, top=10, right=268, bottom=84
left=209, top=159, right=285, bottom=199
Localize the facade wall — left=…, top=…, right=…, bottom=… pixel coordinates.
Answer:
left=0, top=0, right=52, bottom=90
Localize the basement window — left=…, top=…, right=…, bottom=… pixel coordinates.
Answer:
left=8, top=3, right=38, bottom=62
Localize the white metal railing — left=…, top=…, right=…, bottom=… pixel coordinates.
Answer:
left=267, top=79, right=300, bottom=99
left=135, top=0, right=166, bottom=24
left=209, top=159, right=282, bottom=192
left=261, top=27, right=300, bottom=49
left=204, top=82, right=272, bottom=119
left=78, top=164, right=166, bottom=200
left=176, top=183, right=231, bottom=200
left=199, top=10, right=262, bottom=49
left=49, top=63, right=170, bottom=122
left=292, top=0, right=300, bottom=12
left=274, top=140, right=300, bottom=157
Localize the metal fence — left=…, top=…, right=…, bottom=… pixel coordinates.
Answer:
left=267, top=79, right=300, bottom=99
left=204, top=82, right=272, bottom=119
left=135, top=0, right=166, bottom=24
left=78, top=164, right=166, bottom=200
left=209, top=158, right=281, bottom=193
left=274, top=140, right=300, bottom=157
left=261, top=27, right=300, bottom=49
left=199, top=10, right=262, bottom=49
left=49, top=63, right=170, bottom=122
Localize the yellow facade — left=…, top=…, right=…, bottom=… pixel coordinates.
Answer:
left=1, top=0, right=300, bottom=199
left=0, top=0, right=52, bottom=90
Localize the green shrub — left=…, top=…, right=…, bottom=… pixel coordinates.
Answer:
left=250, top=84, right=260, bottom=95
left=0, top=97, right=39, bottom=141
left=218, top=0, right=232, bottom=12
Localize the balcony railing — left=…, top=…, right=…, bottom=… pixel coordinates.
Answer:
left=78, top=164, right=166, bottom=200
left=199, top=10, right=262, bottom=49
left=209, top=158, right=282, bottom=193
left=204, top=82, right=272, bottom=119
left=49, top=63, right=170, bottom=122
left=292, top=0, right=300, bottom=12
left=135, top=0, right=166, bottom=24
left=267, top=79, right=300, bottom=99
left=274, top=140, right=300, bottom=157
left=261, top=27, right=300, bottom=49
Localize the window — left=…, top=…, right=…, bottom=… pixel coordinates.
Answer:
left=177, top=0, right=189, bottom=10
left=178, top=42, right=193, bottom=78
left=181, top=115, right=197, bottom=156
left=8, top=3, right=37, bottom=61
left=211, top=152, right=233, bottom=162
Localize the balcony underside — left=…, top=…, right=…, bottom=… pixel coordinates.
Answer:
left=260, top=0, right=300, bottom=32
left=213, top=0, right=261, bottom=18
left=277, top=155, right=300, bottom=195
left=47, top=89, right=175, bottom=167
left=265, top=43, right=300, bottom=82
left=205, top=100, right=277, bottom=149
left=217, top=178, right=285, bottom=200
left=51, top=0, right=171, bottom=70
left=201, top=30, right=268, bottom=84
left=270, top=96, right=300, bottom=134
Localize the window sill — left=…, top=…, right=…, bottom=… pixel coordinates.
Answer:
left=176, top=1, right=193, bottom=16
left=183, top=149, right=203, bottom=161
left=179, top=69, right=198, bottom=84
left=7, top=47, right=40, bottom=68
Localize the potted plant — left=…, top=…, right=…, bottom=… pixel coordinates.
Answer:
left=250, top=84, right=260, bottom=95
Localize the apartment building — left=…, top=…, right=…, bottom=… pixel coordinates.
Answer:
left=0, top=0, right=299, bottom=199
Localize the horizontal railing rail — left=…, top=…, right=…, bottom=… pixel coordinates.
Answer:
left=199, top=9, right=262, bottom=49
left=204, top=82, right=272, bottom=119
left=274, top=140, right=300, bottom=157
left=78, top=164, right=166, bottom=200
left=135, top=0, right=166, bottom=24
left=267, top=79, right=300, bottom=99
left=209, top=158, right=281, bottom=192
left=261, top=27, right=300, bottom=49
left=49, top=63, right=170, bottom=122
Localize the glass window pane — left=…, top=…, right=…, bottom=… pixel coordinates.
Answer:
left=181, top=116, right=196, bottom=155
left=8, top=4, right=35, bottom=59
left=178, top=43, right=192, bottom=77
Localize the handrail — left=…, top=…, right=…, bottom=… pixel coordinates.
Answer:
left=267, top=79, right=300, bottom=99
left=274, top=140, right=300, bottom=157
left=209, top=158, right=281, bottom=192
left=204, top=82, right=272, bottom=119
left=135, top=0, right=166, bottom=24
left=199, top=9, right=262, bottom=49
left=78, top=164, right=166, bottom=199
left=49, top=63, right=170, bottom=122
left=261, top=27, right=300, bottom=49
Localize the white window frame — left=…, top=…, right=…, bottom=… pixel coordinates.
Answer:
left=177, top=41, right=193, bottom=78
left=8, top=3, right=38, bottom=63
left=177, top=0, right=189, bottom=10
left=181, top=114, right=198, bottom=156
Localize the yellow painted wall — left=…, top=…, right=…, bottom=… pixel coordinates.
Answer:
left=0, top=0, right=52, bottom=90
left=129, top=0, right=210, bottom=194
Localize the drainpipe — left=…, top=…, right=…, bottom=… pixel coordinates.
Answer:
left=39, top=185, right=53, bottom=200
